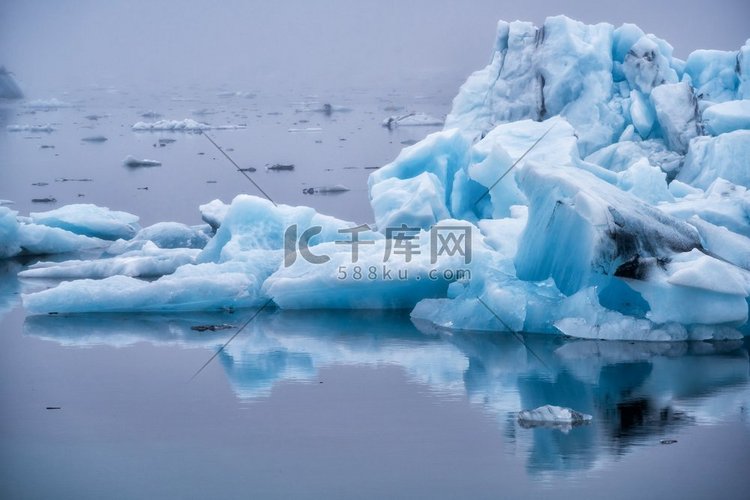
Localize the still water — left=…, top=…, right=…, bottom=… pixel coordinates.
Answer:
left=1, top=88, right=750, bottom=499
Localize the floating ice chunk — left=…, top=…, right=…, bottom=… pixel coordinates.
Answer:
left=30, top=204, right=140, bottom=240
left=677, top=130, right=750, bottom=189
left=517, top=405, right=592, bottom=427
left=382, top=112, right=444, bottom=128
left=23, top=260, right=273, bottom=314
left=302, top=185, right=350, bottom=195
left=7, top=124, right=55, bottom=132
left=131, top=119, right=246, bottom=131
left=650, top=82, right=701, bottom=154
left=123, top=155, right=162, bottom=167
left=19, top=243, right=199, bottom=279
left=514, top=163, right=700, bottom=296
left=702, top=100, right=750, bottom=136
left=17, top=223, right=108, bottom=256
left=22, top=98, right=73, bottom=110
left=288, top=127, right=322, bottom=132
left=199, top=199, right=229, bottom=231
left=1, top=207, right=109, bottom=258
left=81, top=135, right=108, bottom=142
left=132, top=119, right=209, bottom=131
left=0, top=66, right=23, bottom=99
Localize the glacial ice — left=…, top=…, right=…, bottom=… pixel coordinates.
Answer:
left=14, top=16, right=750, bottom=340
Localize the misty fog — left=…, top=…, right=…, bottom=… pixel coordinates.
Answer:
left=2, top=0, right=748, bottom=97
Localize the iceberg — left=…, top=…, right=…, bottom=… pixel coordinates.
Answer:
left=0, top=66, right=23, bottom=99
left=16, top=16, right=750, bottom=340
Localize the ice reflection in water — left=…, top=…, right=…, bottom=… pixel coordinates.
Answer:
left=24, top=309, right=750, bottom=475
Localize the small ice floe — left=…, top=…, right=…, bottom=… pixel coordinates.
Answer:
left=140, top=111, right=162, bottom=119
left=31, top=197, right=57, bottom=203
left=85, top=114, right=108, bottom=121
left=158, top=138, right=176, bottom=145
left=55, top=178, right=92, bottom=182
left=123, top=155, right=161, bottom=167
left=0, top=199, right=15, bottom=205
left=132, top=119, right=245, bottom=131
left=302, top=184, right=350, bottom=195
left=266, top=163, right=294, bottom=171
left=382, top=112, right=444, bottom=129
left=217, top=91, right=255, bottom=99
left=288, top=127, right=323, bottom=132
left=295, top=103, right=351, bottom=114
left=517, top=405, right=592, bottom=432
left=81, top=135, right=108, bottom=142
left=7, top=124, right=55, bottom=132
left=23, top=98, right=73, bottom=110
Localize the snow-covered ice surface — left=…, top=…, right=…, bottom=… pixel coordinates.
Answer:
left=9, top=16, right=750, bottom=343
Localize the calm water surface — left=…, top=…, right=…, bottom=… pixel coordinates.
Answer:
left=1, top=89, right=750, bottom=499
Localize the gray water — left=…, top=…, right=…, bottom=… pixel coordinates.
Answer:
left=1, top=89, right=750, bottom=498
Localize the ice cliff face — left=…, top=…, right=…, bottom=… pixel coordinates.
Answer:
left=15, top=16, right=750, bottom=341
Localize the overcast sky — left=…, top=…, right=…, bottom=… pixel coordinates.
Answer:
left=1, top=0, right=748, bottom=95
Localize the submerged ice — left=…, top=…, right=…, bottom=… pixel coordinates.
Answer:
left=12, top=16, right=750, bottom=340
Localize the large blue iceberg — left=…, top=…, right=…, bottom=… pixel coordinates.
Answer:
left=13, top=16, right=750, bottom=340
